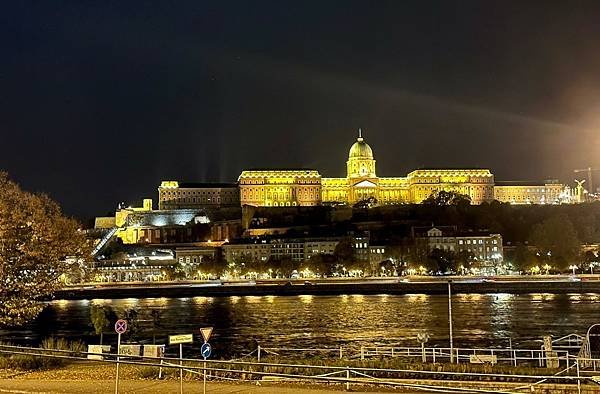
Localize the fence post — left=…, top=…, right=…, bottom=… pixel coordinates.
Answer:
left=432, top=348, right=436, bottom=363
left=576, top=359, right=581, bottom=394
left=339, top=346, right=343, bottom=359
left=257, top=345, right=261, bottom=363
left=360, top=346, right=364, bottom=360
left=346, top=366, right=350, bottom=391
left=391, top=347, right=395, bottom=358
left=513, top=350, right=517, bottom=367
left=456, top=349, right=459, bottom=364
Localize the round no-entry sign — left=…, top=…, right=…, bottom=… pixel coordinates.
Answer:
left=115, top=319, right=127, bottom=334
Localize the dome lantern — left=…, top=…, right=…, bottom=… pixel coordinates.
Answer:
left=347, top=128, right=376, bottom=179
left=348, top=128, right=373, bottom=159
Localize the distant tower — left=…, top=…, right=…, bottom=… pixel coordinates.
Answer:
left=347, top=128, right=376, bottom=179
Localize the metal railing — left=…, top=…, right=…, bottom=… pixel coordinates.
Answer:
left=0, top=343, right=594, bottom=394
left=360, top=346, right=573, bottom=367
left=260, top=344, right=573, bottom=368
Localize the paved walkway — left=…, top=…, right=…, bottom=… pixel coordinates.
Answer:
left=0, top=379, right=406, bottom=394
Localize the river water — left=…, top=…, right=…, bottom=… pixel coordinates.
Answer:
left=0, top=293, right=597, bottom=358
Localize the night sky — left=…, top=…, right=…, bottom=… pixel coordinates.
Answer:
left=3, top=1, right=600, bottom=220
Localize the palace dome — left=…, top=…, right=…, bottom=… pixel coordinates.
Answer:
left=348, top=129, right=373, bottom=159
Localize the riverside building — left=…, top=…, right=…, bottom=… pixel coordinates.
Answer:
left=412, top=226, right=504, bottom=265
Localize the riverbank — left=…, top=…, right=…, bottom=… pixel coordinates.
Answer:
left=56, top=277, right=600, bottom=300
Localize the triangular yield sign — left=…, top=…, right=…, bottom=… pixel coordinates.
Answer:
left=200, top=327, right=213, bottom=343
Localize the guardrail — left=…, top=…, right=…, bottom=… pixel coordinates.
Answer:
left=260, top=345, right=573, bottom=368
left=0, top=343, right=593, bottom=393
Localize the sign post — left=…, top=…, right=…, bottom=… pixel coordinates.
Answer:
left=417, top=332, right=430, bottom=363
left=180, top=343, right=183, bottom=394
left=114, top=319, right=128, bottom=394
left=169, top=334, right=194, bottom=394
left=199, top=327, right=213, bottom=394
left=448, top=280, right=454, bottom=363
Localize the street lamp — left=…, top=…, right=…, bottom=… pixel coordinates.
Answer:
left=448, top=280, right=454, bottom=363
left=569, top=265, right=578, bottom=276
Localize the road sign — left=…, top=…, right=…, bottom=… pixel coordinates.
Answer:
left=169, top=334, right=194, bottom=345
left=201, top=342, right=212, bottom=359
left=200, top=327, right=213, bottom=343
left=115, top=319, right=127, bottom=334
left=114, top=319, right=127, bottom=394
left=469, top=354, right=497, bottom=365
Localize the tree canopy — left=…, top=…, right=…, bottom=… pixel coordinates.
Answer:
left=0, top=172, right=90, bottom=327
left=422, top=191, right=471, bottom=206
left=528, top=214, right=580, bottom=270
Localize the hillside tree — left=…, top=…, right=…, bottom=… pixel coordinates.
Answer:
left=0, top=172, right=90, bottom=327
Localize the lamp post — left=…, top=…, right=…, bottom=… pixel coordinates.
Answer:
left=448, top=280, right=454, bottom=363
left=569, top=265, right=578, bottom=276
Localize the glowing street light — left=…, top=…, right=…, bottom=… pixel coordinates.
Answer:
left=569, top=265, right=578, bottom=276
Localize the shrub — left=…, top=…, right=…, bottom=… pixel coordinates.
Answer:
left=0, top=338, right=87, bottom=371
left=139, top=366, right=161, bottom=379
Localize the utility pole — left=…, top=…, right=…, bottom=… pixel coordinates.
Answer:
left=448, top=280, right=454, bottom=363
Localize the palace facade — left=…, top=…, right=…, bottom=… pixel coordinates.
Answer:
left=159, top=130, right=567, bottom=208
left=235, top=130, right=560, bottom=206
left=158, top=181, right=239, bottom=210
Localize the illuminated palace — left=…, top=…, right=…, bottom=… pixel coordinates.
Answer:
left=159, top=130, right=565, bottom=208
left=234, top=130, right=563, bottom=206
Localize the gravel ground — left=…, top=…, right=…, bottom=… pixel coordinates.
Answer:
left=0, top=379, right=367, bottom=394
left=0, top=363, right=412, bottom=393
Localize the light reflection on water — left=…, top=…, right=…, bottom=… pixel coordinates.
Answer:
left=299, top=295, right=313, bottom=304
left=1, top=293, right=599, bottom=358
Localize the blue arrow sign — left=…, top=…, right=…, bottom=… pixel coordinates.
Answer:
left=201, top=342, right=212, bottom=359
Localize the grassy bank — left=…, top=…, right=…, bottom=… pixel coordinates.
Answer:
left=0, top=338, right=85, bottom=371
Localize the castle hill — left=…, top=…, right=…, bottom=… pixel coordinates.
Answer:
left=3, top=2, right=600, bottom=393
